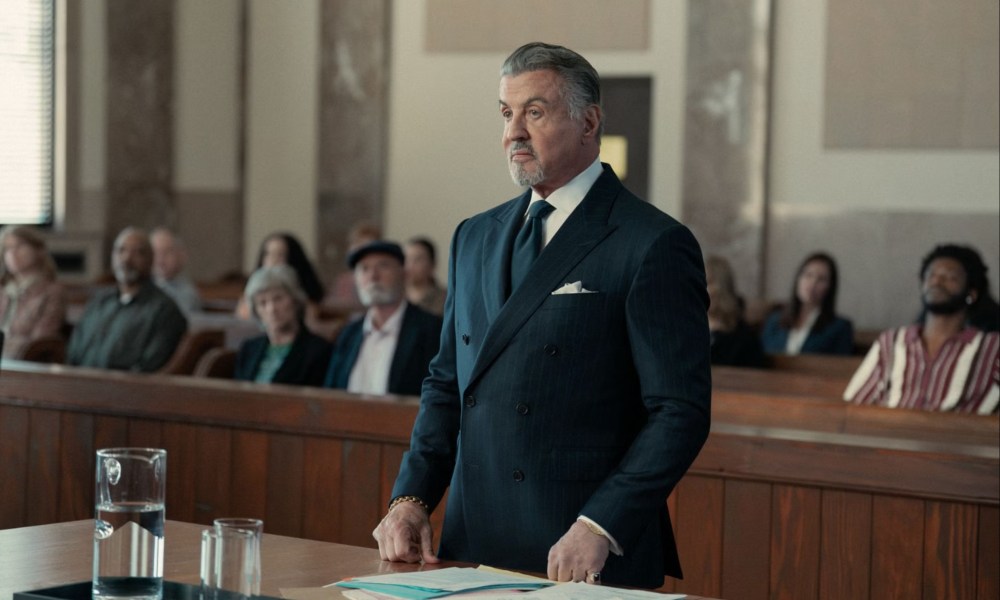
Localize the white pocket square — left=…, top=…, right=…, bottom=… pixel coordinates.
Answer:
left=551, top=281, right=598, bottom=295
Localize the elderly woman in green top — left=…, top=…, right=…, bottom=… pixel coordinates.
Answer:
left=234, top=264, right=332, bottom=386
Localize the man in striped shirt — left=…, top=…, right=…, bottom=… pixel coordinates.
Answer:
left=844, top=244, right=998, bottom=414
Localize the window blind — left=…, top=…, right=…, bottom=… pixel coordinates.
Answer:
left=0, top=0, right=54, bottom=225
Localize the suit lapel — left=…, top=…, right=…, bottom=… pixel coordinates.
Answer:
left=468, top=166, right=621, bottom=390
left=480, top=192, right=529, bottom=323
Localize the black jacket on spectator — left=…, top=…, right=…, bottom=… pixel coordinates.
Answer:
left=323, top=302, right=442, bottom=396
left=234, top=328, right=332, bottom=386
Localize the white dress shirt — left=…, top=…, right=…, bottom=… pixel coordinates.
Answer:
left=785, top=307, right=820, bottom=355
left=525, top=158, right=604, bottom=248
left=347, top=301, right=407, bottom=395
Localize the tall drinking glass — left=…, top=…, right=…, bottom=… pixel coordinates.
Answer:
left=92, top=448, right=167, bottom=600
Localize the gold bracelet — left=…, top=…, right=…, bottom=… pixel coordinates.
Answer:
left=388, top=495, right=429, bottom=512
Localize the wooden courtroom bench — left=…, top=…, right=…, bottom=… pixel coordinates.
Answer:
left=766, top=353, right=863, bottom=378
left=713, top=364, right=851, bottom=401
left=0, top=360, right=995, bottom=600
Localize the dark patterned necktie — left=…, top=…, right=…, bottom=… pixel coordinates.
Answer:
left=510, top=200, right=555, bottom=292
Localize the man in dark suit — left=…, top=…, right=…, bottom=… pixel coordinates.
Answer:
left=373, top=43, right=711, bottom=589
left=323, top=241, right=442, bottom=396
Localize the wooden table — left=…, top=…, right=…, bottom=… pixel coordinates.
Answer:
left=0, top=520, right=713, bottom=599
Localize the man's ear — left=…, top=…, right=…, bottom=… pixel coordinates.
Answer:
left=582, top=105, right=602, bottom=139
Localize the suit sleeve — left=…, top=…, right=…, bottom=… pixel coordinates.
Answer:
left=390, top=221, right=466, bottom=510
left=580, top=224, right=712, bottom=553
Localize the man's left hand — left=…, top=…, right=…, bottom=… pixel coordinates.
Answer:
left=546, top=520, right=610, bottom=583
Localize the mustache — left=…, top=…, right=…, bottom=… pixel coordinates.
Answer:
left=508, top=142, right=535, bottom=159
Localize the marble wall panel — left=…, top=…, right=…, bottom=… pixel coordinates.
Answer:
left=316, top=0, right=391, bottom=280
left=105, top=0, right=176, bottom=243
left=824, top=0, right=999, bottom=149
left=681, top=0, right=773, bottom=299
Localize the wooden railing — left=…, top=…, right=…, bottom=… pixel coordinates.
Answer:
left=0, top=360, right=996, bottom=600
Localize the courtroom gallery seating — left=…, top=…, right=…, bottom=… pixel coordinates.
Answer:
left=193, top=346, right=237, bottom=378
left=0, top=359, right=994, bottom=599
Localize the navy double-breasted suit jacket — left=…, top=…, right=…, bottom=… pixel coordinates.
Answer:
left=392, top=165, right=711, bottom=588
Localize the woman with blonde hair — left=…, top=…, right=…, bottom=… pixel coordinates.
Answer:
left=0, top=225, right=68, bottom=358
left=705, top=255, right=767, bottom=368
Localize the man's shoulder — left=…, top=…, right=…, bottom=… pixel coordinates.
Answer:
left=610, top=190, right=683, bottom=231
left=404, top=302, right=444, bottom=330
left=333, top=317, right=365, bottom=349
left=296, top=329, right=333, bottom=354
left=467, top=194, right=524, bottom=224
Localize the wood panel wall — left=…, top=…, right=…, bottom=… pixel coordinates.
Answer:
left=1, top=361, right=996, bottom=599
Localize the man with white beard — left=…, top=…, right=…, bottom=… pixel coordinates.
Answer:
left=323, top=240, right=442, bottom=396
left=67, top=227, right=188, bottom=371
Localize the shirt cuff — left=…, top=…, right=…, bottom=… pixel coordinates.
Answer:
left=577, top=515, right=623, bottom=556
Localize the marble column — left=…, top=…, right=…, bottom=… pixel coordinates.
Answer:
left=681, top=0, right=773, bottom=299
left=316, top=0, right=391, bottom=278
left=104, top=0, right=175, bottom=244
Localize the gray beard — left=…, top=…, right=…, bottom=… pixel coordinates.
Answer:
left=509, top=160, right=545, bottom=188
left=359, top=285, right=401, bottom=308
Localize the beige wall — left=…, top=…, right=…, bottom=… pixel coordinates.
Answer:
left=243, top=0, right=321, bottom=272
left=174, top=0, right=241, bottom=191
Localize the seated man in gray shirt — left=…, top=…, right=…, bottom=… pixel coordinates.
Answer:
left=67, top=227, right=188, bottom=372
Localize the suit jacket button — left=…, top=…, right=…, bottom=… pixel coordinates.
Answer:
left=464, top=394, right=476, bottom=407
left=512, top=469, right=524, bottom=482
left=462, top=334, right=470, bottom=345
left=544, top=344, right=558, bottom=356
left=515, top=402, right=529, bottom=415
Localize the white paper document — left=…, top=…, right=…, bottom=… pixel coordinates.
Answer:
left=477, top=582, right=686, bottom=599
left=330, top=566, right=550, bottom=598
left=329, top=566, right=685, bottom=599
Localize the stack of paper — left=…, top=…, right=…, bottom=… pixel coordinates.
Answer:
left=330, top=567, right=687, bottom=599
left=332, top=567, right=551, bottom=598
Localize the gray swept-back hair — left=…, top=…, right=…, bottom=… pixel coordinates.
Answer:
left=244, top=264, right=308, bottom=322
left=501, top=42, right=604, bottom=137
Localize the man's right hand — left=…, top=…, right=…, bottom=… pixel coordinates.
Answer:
left=372, top=500, right=441, bottom=564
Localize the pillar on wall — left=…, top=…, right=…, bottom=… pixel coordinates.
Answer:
left=104, top=0, right=176, bottom=245
left=316, top=0, right=391, bottom=281
left=681, top=0, right=773, bottom=301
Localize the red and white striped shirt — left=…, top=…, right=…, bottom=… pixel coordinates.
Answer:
left=844, top=325, right=999, bottom=414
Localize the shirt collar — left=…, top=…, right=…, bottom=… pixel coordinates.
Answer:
left=362, top=300, right=407, bottom=336
left=527, top=158, right=603, bottom=216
